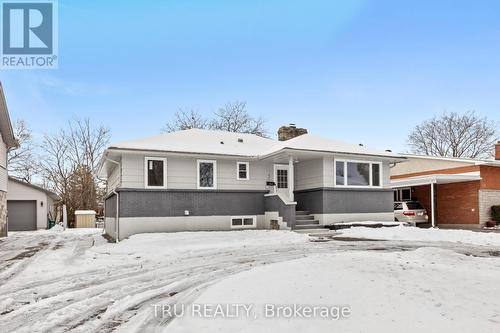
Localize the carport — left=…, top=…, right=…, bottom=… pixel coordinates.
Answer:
left=391, top=174, right=482, bottom=227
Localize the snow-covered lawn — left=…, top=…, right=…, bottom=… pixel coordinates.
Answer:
left=337, top=225, right=500, bottom=247
left=169, top=249, right=500, bottom=333
left=0, top=227, right=499, bottom=332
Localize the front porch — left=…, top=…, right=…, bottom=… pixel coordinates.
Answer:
left=264, top=151, right=395, bottom=232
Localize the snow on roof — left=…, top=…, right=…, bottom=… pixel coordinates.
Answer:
left=8, top=177, right=60, bottom=200
left=400, top=153, right=500, bottom=166
left=75, top=210, right=96, bottom=215
left=262, top=133, right=402, bottom=158
left=107, top=129, right=402, bottom=159
left=109, top=129, right=275, bottom=157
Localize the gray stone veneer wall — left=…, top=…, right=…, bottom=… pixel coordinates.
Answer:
left=115, top=189, right=267, bottom=218
left=0, top=191, right=6, bottom=237
left=294, top=187, right=394, bottom=214
left=264, top=195, right=296, bottom=228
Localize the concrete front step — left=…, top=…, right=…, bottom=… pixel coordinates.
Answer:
left=296, top=210, right=310, bottom=215
left=296, top=215, right=315, bottom=221
left=295, top=220, right=320, bottom=226
left=294, top=223, right=323, bottom=230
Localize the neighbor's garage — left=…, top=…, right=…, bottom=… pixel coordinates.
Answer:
left=7, top=177, right=59, bottom=231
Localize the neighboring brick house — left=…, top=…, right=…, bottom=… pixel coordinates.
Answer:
left=391, top=145, right=500, bottom=228
left=0, top=83, right=18, bottom=237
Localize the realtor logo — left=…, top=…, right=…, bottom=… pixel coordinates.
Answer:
left=1, top=0, right=58, bottom=69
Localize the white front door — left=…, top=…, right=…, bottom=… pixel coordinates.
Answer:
left=274, top=164, right=291, bottom=202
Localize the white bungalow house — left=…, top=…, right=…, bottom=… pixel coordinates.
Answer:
left=99, top=126, right=404, bottom=240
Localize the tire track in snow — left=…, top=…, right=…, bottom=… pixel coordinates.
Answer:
left=2, top=232, right=500, bottom=333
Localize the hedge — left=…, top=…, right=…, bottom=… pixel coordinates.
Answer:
left=491, top=205, right=500, bottom=222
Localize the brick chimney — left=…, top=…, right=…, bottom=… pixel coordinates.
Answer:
left=277, top=124, right=308, bottom=141
left=496, top=141, right=500, bottom=160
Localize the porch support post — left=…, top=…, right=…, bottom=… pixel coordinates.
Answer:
left=288, top=155, right=294, bottom=202
left=430, top=180, right=436, bottom=228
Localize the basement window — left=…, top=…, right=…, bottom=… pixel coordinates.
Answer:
left=145, top=157, right=166, bottom=188
left=231, top=216, right=256, bottom=229
left=237, top=162, right=249, bottom=180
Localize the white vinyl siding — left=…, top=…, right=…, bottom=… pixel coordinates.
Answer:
left=106, top=163, right=121, bottom=193
left=120, top=154, right=272, bottom=190
left=116, top=153, right=392, bottom=191
left=294, top=158, right=324, bottom=191
left=121, top=154, right=146, bottom=188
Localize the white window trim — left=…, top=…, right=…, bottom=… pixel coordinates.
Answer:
left=144, top=157, right=167, bottom=189
left=236, top=161, right=250, bottom=180
left=197, top=159, right=217, bottom=189
left=394, top=188, right=412, bottom=201
left=334, top=159, right=383, bottom=189
left=230, top=215, right=257, bottom=229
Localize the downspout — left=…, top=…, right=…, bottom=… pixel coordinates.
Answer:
left=105, top=157, right=122, bottom=242
left=113, top=189, right=120, bottom=242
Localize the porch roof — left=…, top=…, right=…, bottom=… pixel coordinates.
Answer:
left=391, top=174, right=482, bottom=188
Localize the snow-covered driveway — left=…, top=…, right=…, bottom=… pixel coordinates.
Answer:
left=1, top=227, right=500, bottom=332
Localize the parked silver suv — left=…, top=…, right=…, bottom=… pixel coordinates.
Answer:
left=394, top=201, right=428, bottom=225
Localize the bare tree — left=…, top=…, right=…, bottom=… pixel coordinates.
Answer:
left=407, top=111, right=498, bottom=158
left=163, top=101, right=268, bottom=137
left=7, top=119, right=39, bottom=182
left=40, top=118, right=110, bottom=226
left=162, top=109, right=208, bottom=132
left=210, top=101, right=267, bottom=136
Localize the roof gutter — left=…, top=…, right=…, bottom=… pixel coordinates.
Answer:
left=105, top=147, right=261, bottom=159
left=258, top=147, right=407, bottom=162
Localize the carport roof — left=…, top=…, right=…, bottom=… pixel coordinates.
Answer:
left=391, top=174, right=482, bottom=188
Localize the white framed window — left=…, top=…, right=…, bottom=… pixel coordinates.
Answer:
left=230, top=215, right=256, bottom=229
left=145, top=157, right=167, bottom=188
left=197, top=160, right=217, bottom=189
left=236, top=162, right=249, bottom=180
left=334, top=159, right=382, bottom=188
left=394, top=188, right=412, bottom=201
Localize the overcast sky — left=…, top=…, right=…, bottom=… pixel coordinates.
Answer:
left=2, top=0, right=500, bottom=152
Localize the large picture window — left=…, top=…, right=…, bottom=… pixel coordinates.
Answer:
left=145, top=157, right=166, bottom=188
left=198, top=160, right=216, bottom=189
left=335, top=160, right=382, bottom=188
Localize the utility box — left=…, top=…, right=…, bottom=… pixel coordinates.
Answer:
left=74, top=210, right=97, bottom=228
